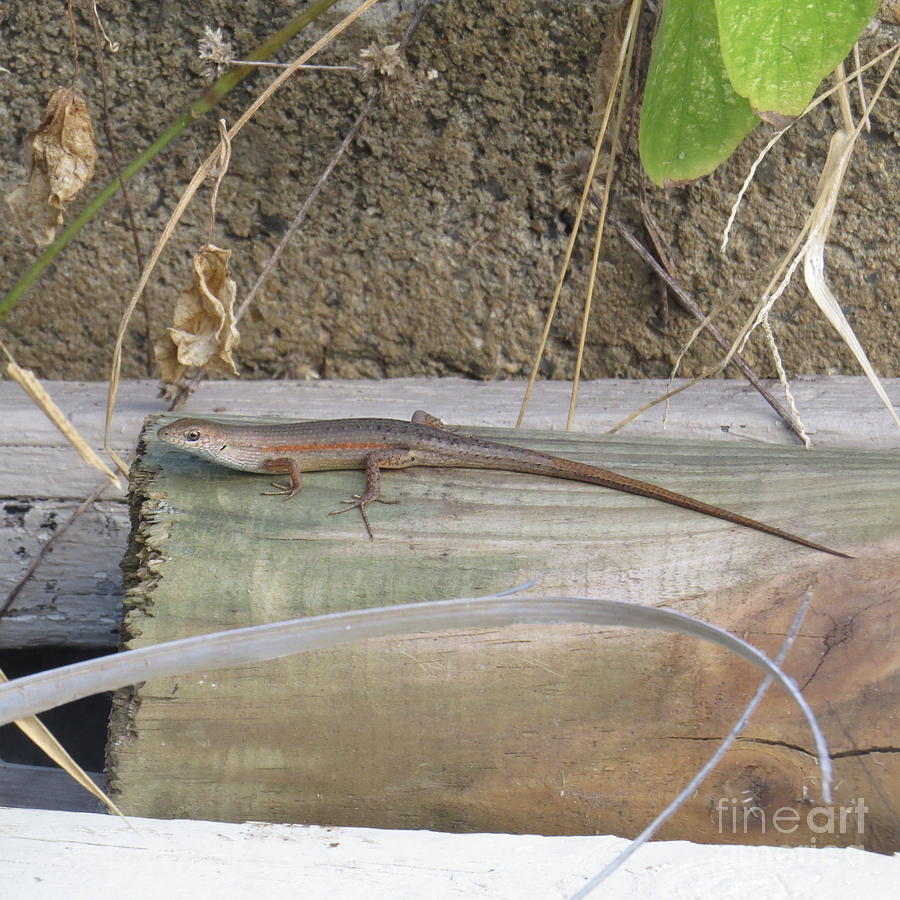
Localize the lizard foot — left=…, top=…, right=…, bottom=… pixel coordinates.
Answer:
left=262, top=480, right=301, bottom=500
left=331, top=494, right=399, bottom=513
left=330, top=495, right=398, bottom=540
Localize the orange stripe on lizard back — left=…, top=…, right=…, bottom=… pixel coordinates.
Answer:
left=260, top=441, right=392, bottom=453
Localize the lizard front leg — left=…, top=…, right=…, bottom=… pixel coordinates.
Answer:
left=330, top=449, right=417, bottom=539
left=261, top=457, right=303, bottom=499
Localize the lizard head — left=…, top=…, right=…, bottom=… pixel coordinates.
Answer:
left=157, top=418, right=229, bottom=461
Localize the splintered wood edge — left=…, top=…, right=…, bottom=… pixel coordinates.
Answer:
left=106, top=415, right=171, bottom=796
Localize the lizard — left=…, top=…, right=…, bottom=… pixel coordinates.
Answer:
left=156, top=411, right=851, bottom=558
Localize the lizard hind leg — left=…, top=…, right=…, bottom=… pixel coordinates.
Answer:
left=411, top=410, right=462, bottom=434
left=411, top=410, right=447, bottom=429
left=330, top=449, right=417, bottom=539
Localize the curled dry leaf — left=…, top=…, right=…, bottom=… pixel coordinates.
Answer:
left=6, top=87, right=98, bottom=246
left=155, top=245, right=240, bottom=388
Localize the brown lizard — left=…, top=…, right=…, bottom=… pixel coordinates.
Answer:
left=157, top=411, right=850, bottom=558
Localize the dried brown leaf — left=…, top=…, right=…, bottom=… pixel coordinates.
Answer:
left=155, top=244, right=240, bottom=386
left=6, top=87, right=98, bottom=246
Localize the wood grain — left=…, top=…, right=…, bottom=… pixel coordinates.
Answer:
left=108, top=413, right=900, bottom=849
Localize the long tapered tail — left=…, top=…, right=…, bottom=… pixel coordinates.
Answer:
left=490, top=452, right=852, bottom=559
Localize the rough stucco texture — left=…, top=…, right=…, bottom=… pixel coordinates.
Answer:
left=1, top=1, right=897, bottom=381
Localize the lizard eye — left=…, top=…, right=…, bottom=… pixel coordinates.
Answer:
left=185, top=430, right=201, bottom=442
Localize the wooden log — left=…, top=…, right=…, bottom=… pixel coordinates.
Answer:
left=108, top=412, right=900, bottom=849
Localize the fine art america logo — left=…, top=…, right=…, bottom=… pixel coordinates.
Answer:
left=715, top=795, right=868, bottom=836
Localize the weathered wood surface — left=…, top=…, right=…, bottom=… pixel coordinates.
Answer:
left=1, top=808, right=895, bottom=900
left=108, top=411, right=900, bottom=849
left=2, top=377, right=898, bottom=648
left=2, top=378, right=898, bottom=495
left=0, top=500, right=127, bottom=648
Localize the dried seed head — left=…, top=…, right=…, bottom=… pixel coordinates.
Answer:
left=198, top=25, right=235, bottom=82
left=358, top=41, right=421, bottom=108
left=359, top=42, right=405, bottom=79
left=556, top=151, right=607, bottom=212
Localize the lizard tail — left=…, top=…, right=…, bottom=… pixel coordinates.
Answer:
left=499, top=454, right=852, bottom=559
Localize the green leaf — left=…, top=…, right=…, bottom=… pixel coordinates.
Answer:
left=640, top=0, right=759, bottom=186
left=715, top=0, right=879, bottom=116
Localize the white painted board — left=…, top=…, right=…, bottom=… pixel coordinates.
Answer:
left=0, top=807, right=895, bottom=900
